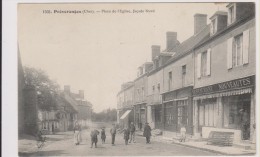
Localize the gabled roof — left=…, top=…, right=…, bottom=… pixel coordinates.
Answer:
left=62, top=93, right=79, bottom=112
left=162, top=40, right=181, bottom=52
left=163, top=24, right=210, bottom=66
left=56, top=95, right=78, bottom=113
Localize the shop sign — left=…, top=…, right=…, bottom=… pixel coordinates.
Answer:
left=193, top=75, right=255, bottom=96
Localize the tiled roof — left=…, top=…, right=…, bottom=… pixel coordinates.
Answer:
left=63, top=93, right=79, bottom=111
left=56, top=95, right=78, bottom=113
left=164, top=24, right=210, bottom=65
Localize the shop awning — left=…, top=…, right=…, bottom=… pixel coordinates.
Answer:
left=120, top=110, right=132, bottom=120
left=193, top=88, right=252, bottom=100
left=174, top=97, right=189, bottom=101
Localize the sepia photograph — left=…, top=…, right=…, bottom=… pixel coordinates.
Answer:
left=2, top=1, right=259, bottom=157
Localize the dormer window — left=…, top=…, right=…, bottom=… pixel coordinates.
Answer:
left=210, top=11, right=227, bottom=36
left=228, top=3, right=236, bottom=25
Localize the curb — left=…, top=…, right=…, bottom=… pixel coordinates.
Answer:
left=171, top=142, right=256, bottom=156
left=136, top=134, right=256, bottom=156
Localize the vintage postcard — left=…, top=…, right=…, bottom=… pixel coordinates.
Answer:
left=2, top=1, right=259, bottom=157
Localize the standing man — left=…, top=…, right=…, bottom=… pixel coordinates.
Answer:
left=143, top=122, right=151, bottom=144
left=239, top=109, right=250, bottom=140
left=123, top=126, right=130, bottom=145
left=74, top=121, right=81, bottom=145
left=90, top=129, right=100, bottom=148
left=110, top=124, right=117, bottom=146
left=129, top=122, right=136, bottom=143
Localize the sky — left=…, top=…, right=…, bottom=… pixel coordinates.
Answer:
left=18, top=3, right=227, bottom=112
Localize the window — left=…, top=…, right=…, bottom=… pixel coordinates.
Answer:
left=157, top=83, right=160, bottom=93
left=177, top=100, right=188, bottom=126
left=198, top=98, right=217, bottom=127
left=152, top=86, right=155, bottom=93
left=228, top=4, right=236, bottom=25
left=197, top=49, right=211, bottom=78
left=165, top=103, right=176, bottom=125
left=182, top=65, right=186, bottom=87
left=232, top=34, right=243, bottom=67
left=227, top=30, right=249, bottom=69
left=168, top=71, right=172, bottom=90
left=155, top=105, right=162, bottom=123
left=223, top=94, right=251, bottom=130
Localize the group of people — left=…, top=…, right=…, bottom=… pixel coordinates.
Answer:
left=73, top=121, right=154, bottom=148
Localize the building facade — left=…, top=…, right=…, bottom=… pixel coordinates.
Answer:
left=116, top=2, right=256, bottom=144
left=192, top=3, right=255, bottom=143
left=63, top=85, right=92, bottom=129
left=160, top=14, right=210, bottom=135
left=133, top=62, right=152, bottom=130
left=117, top=82, right=135, bottom=129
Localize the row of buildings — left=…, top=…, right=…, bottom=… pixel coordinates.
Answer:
left=117, top=2, right=256, bottom=143
left=18, top=50, right=92, bottom=136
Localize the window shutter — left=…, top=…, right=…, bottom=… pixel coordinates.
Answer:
left=206, top=48, right=211, bottom=76
left=243, top=29, right=250, bottom=64
left=227, top=38, right=233, bottom=69
left=210, top=23, right=213, bottom=35
left=197, top=53, right=201, bottom=78
left=228, top=10, right=231, bottom=25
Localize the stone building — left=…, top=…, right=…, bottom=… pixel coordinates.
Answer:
left=159, top=14, right=210, bottom=136
left=117, top=82, right=135, bottom=129
left=133, top=62, right=153, bottom=130
left=146, top=33, right=178, bottom=130
left=117, top=2, right=256, bottom=145
left=192, top=2, right=256, bottom=143
left=63, top=85, right=92, bottom=129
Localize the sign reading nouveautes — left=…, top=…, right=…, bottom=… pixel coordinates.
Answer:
left=193, top=76, right=255, bottom=96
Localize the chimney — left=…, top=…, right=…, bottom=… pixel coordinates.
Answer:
left=194, top=14, right=207, bottom=34
left=79, top=90, right=84, bottom=99
left=64, top=85, right=70, bottom=94
left=166, top=32, right=177, bottom=51
left=151, top=45, right=160, bottom=60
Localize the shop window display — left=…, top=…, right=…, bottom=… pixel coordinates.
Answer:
left=223, top=94, right=251, bottom=140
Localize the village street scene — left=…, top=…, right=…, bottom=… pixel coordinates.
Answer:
left=14, top=2, right=257, bottom=157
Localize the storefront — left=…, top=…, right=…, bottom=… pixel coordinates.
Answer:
left=151, top=104, right=163, bottom=129
left=118, top=108, right=134, bottom=129
left=162, top=86, right=193, bottom=134
left=134, top=104, right=146, bottom=130
left=193, top=75, right=255, bottom=142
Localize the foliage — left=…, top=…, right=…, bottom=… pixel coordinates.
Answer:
left=91, top=108, right=117, bottom=122
left=24, top=66, right=60, bottom=110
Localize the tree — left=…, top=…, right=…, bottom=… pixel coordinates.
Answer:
left=24, top=66, right=60, bottom=110
left=91, top=108, right=117, bottom=122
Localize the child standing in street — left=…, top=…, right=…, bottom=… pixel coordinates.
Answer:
left=101, top=128, right=106, bottom=144
left=180, top=124, right=186, bottom=142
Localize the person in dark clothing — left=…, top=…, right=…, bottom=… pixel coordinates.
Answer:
left=101, top=128, right=106, bottom=144
left=90, top=129, right=100, bottom=148
left=129, top=122, right=136, bottom=143
left=143, top=122, right=151, bottom=144
left=123, top=127, right=130, bottom=145
left=110, top=124, right=117, bottom=145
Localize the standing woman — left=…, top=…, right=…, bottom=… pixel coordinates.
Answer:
left=74, top=121, right=81, bottom=145
left=143, top=122, right=151, bottom=144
